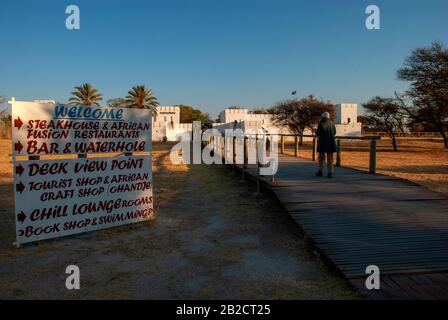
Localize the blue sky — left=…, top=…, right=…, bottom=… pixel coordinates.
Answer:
left=0, top=0, right=447, bottom=117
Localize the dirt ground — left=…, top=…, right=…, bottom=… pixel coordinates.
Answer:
left=283, top=137, right=448, bottom=195
left=0, top=140, right=358, bottom=299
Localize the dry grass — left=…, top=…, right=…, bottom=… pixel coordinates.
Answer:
left=0, top=140, right=13, bottom=209
left=151, top=142, right=190, bottom=217
left=0, top=141, right=358, bottom=299
left=0, top=140, right=12, bottom=176
left=3, top=137, right=447, bottom=195
left=282, top=137, right=448, bottom=194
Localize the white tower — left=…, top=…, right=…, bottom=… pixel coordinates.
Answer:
left=334, top=103, right=362, bottom=136
left=334, top=103, right=358, bottom=125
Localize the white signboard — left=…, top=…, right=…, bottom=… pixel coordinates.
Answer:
left=11, top=100, right=154, bottom=245
left=12, top=101, right=152, bottom=156
left=14, top=156, right=153, bottom=244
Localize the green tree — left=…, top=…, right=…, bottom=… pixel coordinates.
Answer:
left=406, top=118, right=436, bottom=133
left=68, top=83, right=103, bottom=107
left=107, top=97, right=127, bottom=108
left=126, top=85, right=159, bottom=115
left=363, top=97, right=404, bottom=151
left=271, top=95, right=334, bottom=145
left=251, top=108, right=274, bottom=114
left=179, top=105, right=211, bottom=128
left=396, top=41, right=448, bottom=148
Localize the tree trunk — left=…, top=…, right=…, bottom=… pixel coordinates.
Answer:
left=388, top=132, right=398, bottom=151
left=440, top=129, right=448, bottom=149
left=298, top=128, right=305, bottom=146
left=392, top=136, right=398, bottom=151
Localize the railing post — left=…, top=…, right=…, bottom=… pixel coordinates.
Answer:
left=270, top=134, right=275, bottom=183
left=232, top=136, right=236, bottom=164
left=242, top=136, right=248, bottom=181
left=256, top=134, right=261, bottom=194
left=256, top=134, right=260, bottom=176
left=231, top=135, right=237, bottom=174
left=336, top=139, right=341, bottom=167
left=369, top=139, right=377, bottom=174
left=280, top=135, right=284, bottom=154
left=225, top=135, right=228, bottom=162
left=312, top=137, right=317, bottom=161
left=221, top=135, right=225, bottom=162
left=294, top=136, right=298, bottom=157
left=244, top=136, right=248, bottom=168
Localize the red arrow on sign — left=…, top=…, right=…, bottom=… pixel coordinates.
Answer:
left=16, top=182, right=25, bottom=193
left=15, top=164, right=24, bottom=176
left=17, top=211, right=26, bottom=223
left=14, top=117, right=23, bottom=130
left=14, top=141, right=23, bottom=153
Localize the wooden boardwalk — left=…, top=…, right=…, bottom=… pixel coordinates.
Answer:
left=235, top=155, right=448, bottom=299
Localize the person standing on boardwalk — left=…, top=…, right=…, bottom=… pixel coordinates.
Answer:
left=315, top=112, right=337, bottom=178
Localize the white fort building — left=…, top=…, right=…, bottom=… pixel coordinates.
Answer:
left=213, top=103, right=361, bottom=137
left=8, top=100, right=361, bottom=141
left=156, top=103, right=361, bottom=141
left=152, top=106, right=192, bottom=142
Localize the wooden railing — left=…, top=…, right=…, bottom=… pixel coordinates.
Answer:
left=206, top=134, right=381, bottom=184
left=277, top=134, right=381, bottom=174
left=364, top=131, right=445, bottom=138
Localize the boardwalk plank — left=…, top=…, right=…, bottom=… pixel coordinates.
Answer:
left=235, top=154, right=448, bottom=299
